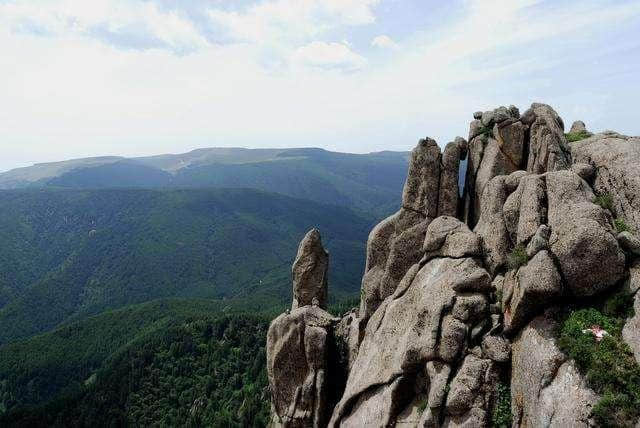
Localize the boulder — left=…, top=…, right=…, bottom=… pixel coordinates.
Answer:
left=474, top=138, right=519, bottom=217
left=438, top=141, right=461, bottom=217
left=378, top=218, right=430, bottom=301
left=423, top=216, right=482, bottom=261
left=481, top=334, right=511, bottom=363
left=504, top=250, right=562, bottom=333
left=334, top=310, right=361, bottom=371
left=292, top=229, right=329, bottom=310
left=364, top=211, right=397, bottom=271
left=503, top=174, right=546, bottom=245
left=512, top=311, right=598, bottom=427
left=481, top=110, right=495, bottom=127
left=571, top=162, right=595, bottom=181
left=267, top=306, right=339, bottom=427
left=444, top=354, right=498, bottom=426
left=546, top=170, right=625, bottom=296
left=618, top=231, right=640, bottom=256
left=526, top=224, right=550, bottom=258
left=360, top=208, right=427, bottom=321
left=569, top=120, right=587, bottom=134
left=402, top=138, right=441, bottom=217
left=469, top=119, right=484, bottom=141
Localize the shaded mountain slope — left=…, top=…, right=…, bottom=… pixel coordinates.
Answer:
left=0, top=187, right=371, bottom=344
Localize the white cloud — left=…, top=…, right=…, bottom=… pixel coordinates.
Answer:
left=292, top=41, right=366, bottom=70
left=207, top=0, right=379, bottom=44
left=0, top=0, right=209, bottom=54
left=371, top=34, right=398, bottom=49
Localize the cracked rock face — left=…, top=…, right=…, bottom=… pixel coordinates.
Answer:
left=330, top=229, right=494, bottom=427
left=267, top=103, right=640, bottom=428
left=267, top=306, right=338, bottom=428
left=511, top=311, right=598, bottom=427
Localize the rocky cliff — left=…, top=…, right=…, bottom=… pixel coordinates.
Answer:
left=266, top=103, right=640, bottom=427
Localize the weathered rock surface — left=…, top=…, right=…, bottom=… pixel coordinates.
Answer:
left=329, top=254, right=492, bottom=427
left=474, top=175, right=512, bottom=274
left=503, top=250, right=562, bottom=333
left=571, top=132, right=640, bottom=232
left=512, top=311, right=598, bottom=427
left=402, top=138, right=441, bottom=217
left=438, top=141, right=461, bottom=217
left=267, top=306, right=338, bottom=427
left=524, top=103, right=570, bottom=173
left=618, top=231, right=640, bottom=256
left=292, top=229, right=329, bottom=310
left=444, top=354, right=498, bottom=427
left=623, top=289, right=640, bottom=365
left=423, top=216, right=481, bottom=261
left=360, top=208, right=428, bottom=321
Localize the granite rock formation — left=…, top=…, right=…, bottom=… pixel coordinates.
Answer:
left=267, top=104, right=640, bottom=427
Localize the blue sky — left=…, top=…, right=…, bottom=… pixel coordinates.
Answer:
left=1, top=0, right=639, bottom=171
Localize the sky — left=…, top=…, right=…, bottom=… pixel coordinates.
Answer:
left=1, top=0, right=640, bottom=172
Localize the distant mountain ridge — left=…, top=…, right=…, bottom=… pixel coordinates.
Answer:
left=0, top=147, right=409, bottom=216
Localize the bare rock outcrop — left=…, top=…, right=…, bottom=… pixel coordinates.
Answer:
left=546, top=170, right=625, bottom=296
left=268, top=230, right=339, bottom=428
left=329, top=220, right=496, bottom=427
left=267, top=103, right=640, bottom=428
left=522, top=103, right=570, bottom=173
left=503, top=250, right=562, bottom=333
left=402, top=138, right=441, bottom=217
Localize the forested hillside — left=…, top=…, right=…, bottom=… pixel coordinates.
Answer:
left=0, top=188, right=371, bottom=344
left=0, top=313, right=271, bottom=427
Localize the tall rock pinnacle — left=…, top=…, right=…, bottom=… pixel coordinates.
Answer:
left=292, top=228, right=329, bottom=310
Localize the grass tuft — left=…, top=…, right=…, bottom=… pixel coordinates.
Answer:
left=594, top=193, right=614, bottom=211
left=565, top=131, right=592, bottom=142
left=614, top=218, right=632, bottom=234
left=507, top=244, right=528, bottom=270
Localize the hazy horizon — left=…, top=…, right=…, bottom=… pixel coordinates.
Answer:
left=2, top=0, right=640, bottom=172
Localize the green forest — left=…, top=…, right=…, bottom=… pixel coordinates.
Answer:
left=0, top=313, right=272, bottom=427
left=0, top=188, right=373, bottom=344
